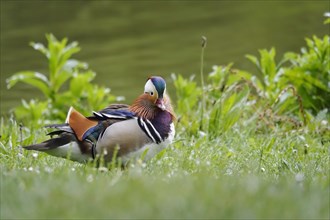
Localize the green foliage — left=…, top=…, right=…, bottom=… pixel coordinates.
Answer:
left=173, top=64, right=252, bottom=136
left=283, top=35, right=330, bottom=113
left=171, top=74, right=202, bottom=135
left=7, top=34, right=116, bottom=124
left=13, top=100, right=48, bottom=125
left=172, top=35, right=329, bottom=136
left=206, top=65, right=251, bottom=135
left=246, top=36, right=329, bottom=116
left=246, top=48, right=283, bottom=99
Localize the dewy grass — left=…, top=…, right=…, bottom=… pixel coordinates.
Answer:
left=1, top=115, right=329, bottom=219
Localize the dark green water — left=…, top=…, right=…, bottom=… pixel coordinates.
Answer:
left=1, top=1, right=328, bottom=114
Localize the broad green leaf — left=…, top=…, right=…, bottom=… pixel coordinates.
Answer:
left=222, top=92, right=237, bottom=116
left=245, top=54, right=260, bottom=68
left=305, top=37, right=314, bottom=49
left=30, top=42, right=49, bottom=57
left=259, top=48, right=276, bottom=80
left=6, top=71, right=51, bottom=97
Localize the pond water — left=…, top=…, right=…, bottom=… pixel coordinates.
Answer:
left=1, top=1, right=328, bottom=114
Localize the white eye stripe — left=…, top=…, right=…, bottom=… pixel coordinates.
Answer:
left=144, top=91, right=154, bottom=96
left=144, top=79, right=157, bottom=97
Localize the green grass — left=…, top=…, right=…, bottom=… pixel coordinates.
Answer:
left=1, top=117, right=329, bottom=219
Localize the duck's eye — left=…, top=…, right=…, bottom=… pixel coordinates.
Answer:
left=144, top=91, right=154, bottom=96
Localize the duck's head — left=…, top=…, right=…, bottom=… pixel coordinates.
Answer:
left=130, top=76, right=175, bottom=119
left=143, top=76, right=167, bottom=111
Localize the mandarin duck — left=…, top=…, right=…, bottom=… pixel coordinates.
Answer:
left=24, top=76, right=175, bottom=165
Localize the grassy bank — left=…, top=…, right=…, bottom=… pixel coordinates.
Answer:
left=1, top=117, right=329, bottom=219
left=1, top=33, right=329, bottom=219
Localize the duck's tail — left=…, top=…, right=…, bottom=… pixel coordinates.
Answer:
left=24, top=123, right=93, bottom=163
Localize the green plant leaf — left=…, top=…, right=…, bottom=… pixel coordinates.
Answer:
left=53, top=70, right=73, bottom=92
left=245, top=54, right=265, bottom=88
left=53, top=59, right=87, bottom=92
left=245, top=54, right=260, bottom=69
left=259, top=48, right=276, bottom=81
left=85, top=85, right=115, bottom=112
left=64, top=59, right=88, bottom=71
left=57, top=42, right=80, bottom=75
left=69, top=71, right=96, bottom=96
left=14, top=99, right=48, bottom=124
left=30, top=42, right=49, bottom=57
left=6, top=34, right=119, bottom=123
left=6, top=71, right=51, bottom=97
left=46, top=34, right=80, bottom=82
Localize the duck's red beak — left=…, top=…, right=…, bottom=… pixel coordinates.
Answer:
left=156, top=98, right=166, bottom=111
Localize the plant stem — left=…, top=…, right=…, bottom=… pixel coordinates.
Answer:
left=200, top=36, right=207, bottom=131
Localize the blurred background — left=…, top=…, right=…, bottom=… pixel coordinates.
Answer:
left=1, top=0, right=328, bottom=114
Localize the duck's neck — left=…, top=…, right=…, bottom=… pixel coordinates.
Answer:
left=129, top=94, right=176, bottom=121
left=129, top=95, right=157, bottom=120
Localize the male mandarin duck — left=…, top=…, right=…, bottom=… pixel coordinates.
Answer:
left=24, top=76, right=175, bottom=165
